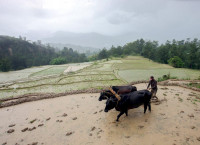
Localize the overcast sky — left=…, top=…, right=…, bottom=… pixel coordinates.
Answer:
left=0, top=0, right=200, bottom=43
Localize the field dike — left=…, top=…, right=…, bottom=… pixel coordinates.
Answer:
left=0, top=79, right=199, bottom=108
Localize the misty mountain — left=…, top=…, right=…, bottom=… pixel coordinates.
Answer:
left=42, top=31, right=136, bottom=48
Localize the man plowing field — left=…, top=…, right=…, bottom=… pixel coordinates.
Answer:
left=99, top=76, right=158, bottom=121
left=147, top=76, right=158, bottom=100
left=99, top=86, right=152, bottom=121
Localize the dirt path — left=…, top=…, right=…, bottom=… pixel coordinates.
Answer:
left=0, top=84, right=200, bottom=145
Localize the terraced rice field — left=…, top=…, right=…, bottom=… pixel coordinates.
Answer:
left=29, top=65, right=68, bottom=77
left=116, top=56, right=200, bottom=82
left=0, top=60, right=124, bottom=99
left=0, top=56, right=199, bottom=99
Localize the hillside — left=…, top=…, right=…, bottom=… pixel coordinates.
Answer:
left=97, top=38, right=200, bottom=69
left=0, top=35, right=56, bottom=70
left=0, top=36, right=87, bottom=72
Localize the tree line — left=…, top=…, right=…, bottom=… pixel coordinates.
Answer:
left=0, top=36, right=87, bottom=72
left=93, top=38, right=200, bottom=69
left=1, top=35, right=199, bottom=72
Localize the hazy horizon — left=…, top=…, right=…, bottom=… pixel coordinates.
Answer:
left=1, top=0, right=200, bottom=48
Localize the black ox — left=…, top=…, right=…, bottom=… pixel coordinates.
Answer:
left=104, top=90, right=152, bottom=121
left=98, top=85, right=137, bottom=101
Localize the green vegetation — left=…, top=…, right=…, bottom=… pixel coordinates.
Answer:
left=115, top=56, right=199, bottom=82
left=188, top=83, right=200, bottom=89
left=97, top=48, right=108, bottom=59
left=0, top=56, right=199, bottom=99
left=1, top=36, right=200, bottom=73
left=0, top=58, right=11, bottom=71
left=119, top=68, right=199, bottom=82
left=50, top=57, right=67, bottom=65
left=157, top=74, right=177, bottom=82
left=0, top=36, right=87, bottom=72
left=96, top=38, right=200, bottom=69
left=168, top=56, right=184, bottom=68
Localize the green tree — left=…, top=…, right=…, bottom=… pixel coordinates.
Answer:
left=98, top=48, right=108, bottom=59
left=0, top=59, right=11, bottom=72
left=168, top=56, right=184, bottom=68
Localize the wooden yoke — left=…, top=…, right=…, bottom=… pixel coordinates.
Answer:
left=109, top=87, right=121, bottom=101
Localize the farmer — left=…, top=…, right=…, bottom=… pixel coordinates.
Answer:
left=147, top=76, right=158, bottom=100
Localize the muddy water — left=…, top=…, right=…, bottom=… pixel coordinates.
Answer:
left=0, top=84, right=200, bottom=145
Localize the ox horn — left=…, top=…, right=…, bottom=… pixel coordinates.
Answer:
left=109, top=87, right=121, bottom=101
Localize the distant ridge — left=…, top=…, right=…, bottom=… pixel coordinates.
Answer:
left=42, top=31, right=135, bottom=48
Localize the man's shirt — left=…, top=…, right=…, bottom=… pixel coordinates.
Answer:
left=147, top=79, right=157, bottom=90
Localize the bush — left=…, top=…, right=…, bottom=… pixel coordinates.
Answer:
left=88, top=54, right=98, bottom=61
left=50, top=57, right=67, bottom=65
left=158, top=73, right=177, bottom=82
left=168, top=56, right=184, bottom=68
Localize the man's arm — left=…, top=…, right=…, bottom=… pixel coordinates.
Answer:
left=147, top=81, right=151, bottom=89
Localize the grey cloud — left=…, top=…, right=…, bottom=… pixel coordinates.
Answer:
left=31, top=8, right=57, bottom=18
left=0, top=0, right=199, bottom=46
left=106, top=11, right=136, bottom=24
left=175, top=0, right=200, bottom=2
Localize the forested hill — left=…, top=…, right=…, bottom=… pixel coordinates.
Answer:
left=95, top=38, right=200, bottom=69
left=0, top=36, right=87, bottom=72
left=1, top=35, right=199, bottom=72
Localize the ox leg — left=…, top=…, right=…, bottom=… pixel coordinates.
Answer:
left=125, top=109, right=128, bottom=116
left=116, top=111, right=125, bottom=121
left=144, top=104, right=147, bottom=114
left=148, top=102, right=151, bottom=112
